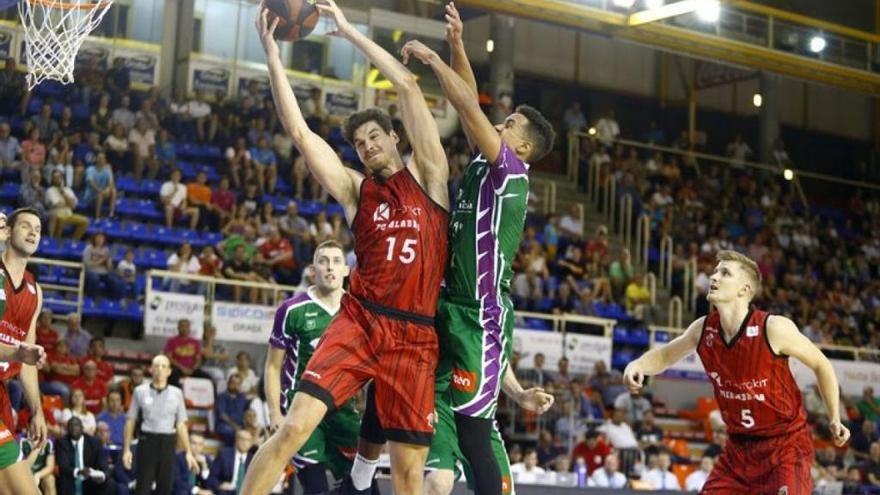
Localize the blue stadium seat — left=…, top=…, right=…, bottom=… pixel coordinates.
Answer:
left=299, top=201, right=322, bottom=217
left=326, top=203, right=345, bottom=218
left=340, top=146, right=359, bottom=163
left=27, top=97, right=44, bottom=115
left=71, top=103, right=90, bottom=121
left=116, top=175, right=139, bottom=195
left=140, top=179, right=162, bottom=196
left=328, top=127, right=345, bottom=144
left=62, top=240, right=86, bottom=260
left=525, top=318, right=551, bottom=330
left=38, top=237, right=64, bottom=258
left=0, top=182, right=19, bottom=201
left=201, top=231, right=223, bottom=246
left=38, top=265, right=60, bottom=285
left=536, top=297, right=554, bottom=313
left=629, top=328, right=650, bottom=346
left=612, top=349, right=634, bottom=369
left=58, top=268, right=80, bottom=287
left=655, top=331, right=670, bottom=343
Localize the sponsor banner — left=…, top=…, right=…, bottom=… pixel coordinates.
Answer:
left=512, top=328, right=563, bottom=369
left=791, top=358, right=880, bottom=397
left=111, top=45, right=159, bottom=87
left=695, top=61, right=757, bottom=90
left=181, top=377, right=215, bottom=407
left=144, top=291, right=205, bottom=339
left=0, top=28, right=14, bottom=60
left=324, top=89, right=359, bottom=116
left=663, top=351, right=706, bottom=380
left=191, top=60, right=232, bottom=95
left=563, top=333, right=612, bottom=374
left=76, top=42, right=111, bottom=70
left=237, top=66, right=271, bottom=99
left=374, top=89, right=448, bottom=118
left=211, top=301, right=275, bottom=342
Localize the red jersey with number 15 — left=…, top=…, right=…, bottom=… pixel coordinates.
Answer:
left=697, top=308, right=807, bottom=437
left=0, top=261, right=39, bottom=381
left=349, top=168, right=448, bottom=317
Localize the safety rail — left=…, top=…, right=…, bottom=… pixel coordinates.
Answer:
left=145, top=269, right=300, bottom=323
left=32, top=256, right=85, bottom=319
left=531, top=178, right=557, bottom=215
left=682, top=256, right=698, bottom=314
left=646, top=272, right=657, bottom=307
left=603, top=175, right=616, bottom=229
left=658, top=235, right=674, bottom=288
left=667, top=296, right=683, bottom=329
left=514, top=310, right=617, bottom=337
left=633, top=214, right=651, bottom=269
left=588, top=154, right=603, bottom=207
left=617, top=193, right=633, bottom=248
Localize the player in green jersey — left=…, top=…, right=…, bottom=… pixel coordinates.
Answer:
left=265, top=240, right=360, bottom=495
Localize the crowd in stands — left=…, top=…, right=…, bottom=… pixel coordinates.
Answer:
left=3, top=54, right=880, bottom=493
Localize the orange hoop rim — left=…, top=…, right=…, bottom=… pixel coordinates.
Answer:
left=24, top=0, right=112, bottom=10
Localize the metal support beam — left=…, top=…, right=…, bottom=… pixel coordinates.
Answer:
left=627, top=0, right=703, bottom=27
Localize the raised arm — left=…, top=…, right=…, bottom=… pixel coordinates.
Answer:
left=317, top=0, right=448, bottom=194
left=623, top=316, right=704, bottom=393
left=445, top=2, right=477, bottom=98
left=402, top=41, right=502, bottom=164
left=256, top=8, right=362, bottom=222
left=768, top=315, right=850, bottom=447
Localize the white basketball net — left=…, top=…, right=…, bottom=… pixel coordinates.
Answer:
left=18, top=0, right=114, bottom=89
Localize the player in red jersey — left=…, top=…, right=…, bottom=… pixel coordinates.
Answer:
left=624, top=250, right=849, bottom=495
left=243, top=0, right=449, bottom=493
left=0, top=208, right=49, bottom=494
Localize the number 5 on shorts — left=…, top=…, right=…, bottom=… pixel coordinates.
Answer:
left=740, top=409, right=755, bottom=428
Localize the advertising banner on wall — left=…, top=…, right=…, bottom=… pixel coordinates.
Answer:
left=111, top=45, right=160, bottom=87
left=144, top=291, right=205, bottom=339
left=563, top=333, right=613, bottom=374
left=236, top=66, right=271, bottom=99
left=0, top=28, right=15, bottom=60
left=211, top=302, right=275, bottom=343
left=791, top=358, right=880, bottom=397
left=513, top=329, right=563, bottom=369
left=190, top=59, right=232, bottom=96
left=324, top=89, right=359, bottom=116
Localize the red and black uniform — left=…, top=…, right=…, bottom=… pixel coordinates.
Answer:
left=0, top=261, right=39, bottom=442
left=697, top=307, right=812, bottom=495
left=300, top=168, right=448, bottom=445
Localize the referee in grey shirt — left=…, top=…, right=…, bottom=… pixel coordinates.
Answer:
left=122, top=354, right=198, bottom=495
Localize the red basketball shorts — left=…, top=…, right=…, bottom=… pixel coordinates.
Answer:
left=701, top=426, right=814, bottom=495
left=299, top=295, right=438, bottom=446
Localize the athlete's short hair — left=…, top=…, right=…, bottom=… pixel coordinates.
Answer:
left=313, top=240, right=345, bottom=263
left=342, top=108, right=394, bottom=146
left=716, top=250, right=762, bottom=298
left=8, top=207, right=41, bottom=229
left=516, top=105, right=555, bottom=162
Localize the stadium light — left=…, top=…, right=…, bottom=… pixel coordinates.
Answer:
left=645, top=0, right=664, bottom=9
left=613, top=0, right=636, bottom=8
left=588, top=127, right=597, bottom=136
left=809, top=36, right=826, bottom=53
left=752, top=93, right=762, bottom=108
left=783, top=168, right=794, bottom=181
left=486, top=39, right=494, bottom=53
left=696, top=0, right=720, bottom=22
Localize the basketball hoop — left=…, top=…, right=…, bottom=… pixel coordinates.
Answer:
left=18, top=0, right=113, bottom=89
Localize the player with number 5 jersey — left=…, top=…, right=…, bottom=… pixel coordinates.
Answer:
left=623, top=250, right=850, bottom=495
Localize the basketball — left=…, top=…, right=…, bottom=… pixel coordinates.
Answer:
left=265, top=0, right=320, bottom=42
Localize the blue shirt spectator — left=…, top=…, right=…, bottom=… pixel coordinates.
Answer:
left=214, top=373, right=250, bottom=445
left=96, top=391, right=127, bottom=446
left=82, top=159, right=114, bottom=205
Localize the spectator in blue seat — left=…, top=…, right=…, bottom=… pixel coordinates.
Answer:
left=104, top=123, right=131, bottom=172
left=113, top=248, right=138, bottom=302
left=90, top=94, right=113, bottom=135
left=19, top=168, right=48, bottom=220
left=551, top=282, right=577, bottom=315
left=111, top=94, right=136, bottom=132
left=105, top=58, right=131, bottom=105
left=165, top=242, right=202, bottom=294
left=250, top=136, right=277, bottom=194
left=0, top=122, right=21, bottom=173
left=83, top=232, right=114, bottom=298
left=82, top=152, right=117, bottom=220
left=154, top=129, right=176, bottom=173
left=73, top=131, right=100, bottom=170
left=215, top=373, right=251, bottom=446
left=0, top=57, right=29, bottom=115
left=225, top=137, right=251, bottom=189
left=129, top=118, right=158, bottom=181
left=589, top=360, right=626, bottom=408
left=161, top=168, right=200, bottom=230
left=31, top=103, right=59, bottom=143
left=46, top=169, right=89, bottom=240
left=278, top=201, right=312, bottom=262
left=97, top=390, right=127, bottom=447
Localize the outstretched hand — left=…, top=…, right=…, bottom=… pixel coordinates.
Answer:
left=445, top=2, right=464, bottom=45
left=516, top=387, right=555, bottom=414
left=623, top=362, right=646, bottom=394
left=255, top=7, right=281, bottom=59
left=829, top=420, right=850, bottom=447
left=401, top=40, right=438, bottom=65
left=314, top=0, right=353, bottom=37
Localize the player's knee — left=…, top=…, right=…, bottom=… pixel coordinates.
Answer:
left=277, top=418, right=312, bottom=445
left=395, top=465, right=424, bottom=494
left=424, top=471, right=454, bottom=495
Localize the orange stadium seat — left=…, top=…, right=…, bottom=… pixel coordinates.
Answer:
left=673, top=463, right=697, bottom=488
